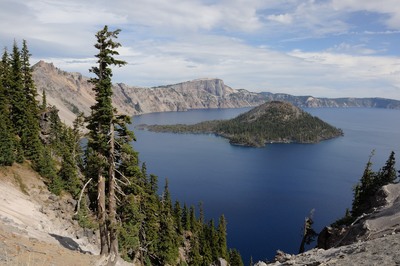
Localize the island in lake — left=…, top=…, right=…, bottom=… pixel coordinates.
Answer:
left=138, top=101, right=344, bottom=147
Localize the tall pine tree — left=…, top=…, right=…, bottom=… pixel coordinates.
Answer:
left=377, top=151, right=397, bottom=186
left=218, top=214, right=229, bottom=261
left=21, top=42, right=42, bottom=163
left=86, top=25, right=126, bottom=259
left=0, top=48, right=14, bottom=166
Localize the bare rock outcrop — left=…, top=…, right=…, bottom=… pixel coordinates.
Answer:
left=259, top=183, right=400, bottom=266
left=318, top=183, right=400, bottom=250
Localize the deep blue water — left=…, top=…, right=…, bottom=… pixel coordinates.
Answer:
left=129, top=108, right=400, bottom=264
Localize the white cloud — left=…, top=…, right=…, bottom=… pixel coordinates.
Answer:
left=289, top=49, right=400, bottom=98
left=2, top=0, right=400, bottom=100
left=26, top=0, right=127, bottom=25
left=267, top=14, right=293, bottom=24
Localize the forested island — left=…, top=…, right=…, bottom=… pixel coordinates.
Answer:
left=139, top=101, right=343, bottom=147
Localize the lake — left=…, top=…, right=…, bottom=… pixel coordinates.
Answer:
left=129, top=107, right=400, bottom=264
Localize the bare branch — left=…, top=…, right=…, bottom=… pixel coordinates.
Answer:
left=115, top=168, right=131, bottom=185
left=74, top=178, right=93, bottom=215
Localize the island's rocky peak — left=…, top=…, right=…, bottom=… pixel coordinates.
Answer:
left=240, top=101, right=303, bottom=123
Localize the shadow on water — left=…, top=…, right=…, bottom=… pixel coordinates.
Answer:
left=49, top=233, right=92, bottom=255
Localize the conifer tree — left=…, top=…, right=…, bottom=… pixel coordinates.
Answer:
left=0, top=99, right=14, bottom=166
left=114, top=115, right=144, bottom=262
left=217, top=214, right=229, bottom=261
left=149, top=174, right=158, bottom=194
left=0, top=49, right=14, bottom=166
left=182, top=203, right=191, bottom=231
left=41, top=89, right=47, bottom=111
left=21, top=40, right=38, bottom=111
left=58, top=126, right=81, bottom=197
left=229, top=249, right=244, bottom=266
left=377, top=151, right=397, bottom=186
left=158, top=179, right=179, bottom=264
left=86, top=25, right=126, bottom=258
left=189, top=205, right=197, bottom=233
left=0, top=48, right=11, bottom=97
left=174, top=201, right=183, bottom=234
left=189, top=235, right=202, bottom=265
left=209, top=219, right=219, bottom=261
left=9, top=41, right=25, bottom=137
left=352, top=151, right=376, bottom=217
left=8, top=40, right=41, bottom=163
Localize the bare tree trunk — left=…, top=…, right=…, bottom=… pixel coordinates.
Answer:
left=98, top=172, right=109, bottom=255
left=108, top=122, right=118, bottom=261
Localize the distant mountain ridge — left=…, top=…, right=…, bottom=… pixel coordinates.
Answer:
left=32, top=61, right=400, bottom=125
left=261, top=92, right=400, bottom=109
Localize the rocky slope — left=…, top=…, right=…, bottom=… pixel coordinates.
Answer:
left=0, top=163, right=96, bottom=265
left=256, top=183, right=400, bottom=265
left=0, top=163, right=133, bottom=265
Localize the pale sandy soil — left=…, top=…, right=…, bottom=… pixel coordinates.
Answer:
left=0, top=163, right=99, bottom=265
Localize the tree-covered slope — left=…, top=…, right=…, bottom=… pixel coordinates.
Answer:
left=142, top=101, right=343, bottom=147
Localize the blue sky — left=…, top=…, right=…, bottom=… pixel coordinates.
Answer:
left=1, top=0, right=400, bottom=99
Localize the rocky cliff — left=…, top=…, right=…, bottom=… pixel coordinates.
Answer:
left=261, top=92, right=400, bottom=109
left=32, top=61, right=265, bottom=125
left=32, top=61, right=400, bottom=126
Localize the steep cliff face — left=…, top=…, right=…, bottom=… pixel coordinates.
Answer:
left=32, top=61, right=400, bottom=126
left=32, top=61, right=265, bottom=124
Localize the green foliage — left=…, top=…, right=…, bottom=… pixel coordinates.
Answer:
left=0, top=111, right=15, bottom=166
left=377, top=151, right=397, bottom=186
left=74, top=198, right=97, bottom=229
left=218, top=214, right=229, bottom=260
left=174, top=201, right=183, bottom=235
left=157, top=179, right=179, bottom=265
left=87, top=25, right=127, bottom=157
left=36, top=146, right=62, bottom=195
left=57, top=124, right=83, bottom=197
left=9, top=40, right=41, bottom=163
left=41, top=89, right=47, bottom=111
left=189, top=235, right=202, bottom=265
left=15, top=141, right=24, bottom=164
left=0, top=50, right=14, bottom=166
left=118, top=194, right=141, bottom=261
left=182, top=203, right=191, bottom=231
left=229, top=249, right=244, bottom=266
left=351, top=151, right=397, bottom=219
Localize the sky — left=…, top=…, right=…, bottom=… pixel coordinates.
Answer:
left=1, top=0, right=400, bottom=99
